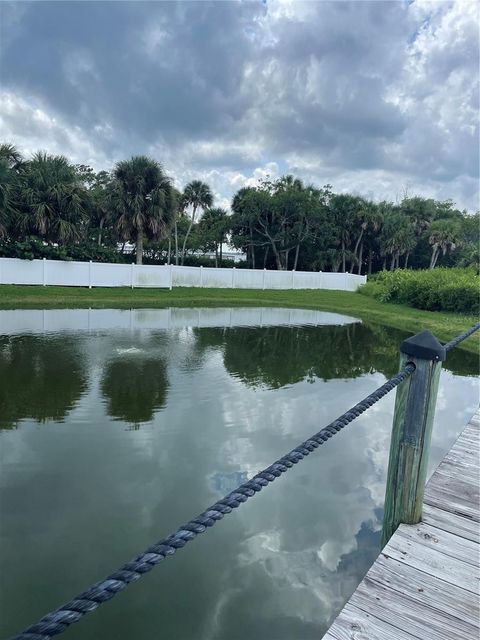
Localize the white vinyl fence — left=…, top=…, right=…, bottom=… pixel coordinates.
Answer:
left=0, top=258, right=366, bottom=291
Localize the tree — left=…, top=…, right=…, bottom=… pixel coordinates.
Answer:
left=86, top=171, right=118, bottom=246
left=16, top=152, right=87, bottom=244
left=113, top=156, right=174, bottom=265
left=328, top=194, right=361, bottom=272
left=380, top=207, right=416, bottom=270
left=181, top=180, right=213, bottom=265
left=198, top=207, right=229, bottom=266
left=428, top=219, right=461, bottom=268
left=0, top=144, right=23, bottom=237
left=399, top=196, right=436, bottom=267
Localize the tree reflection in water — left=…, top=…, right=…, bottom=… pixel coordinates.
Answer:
left=0, top=335, right=87, bottom=430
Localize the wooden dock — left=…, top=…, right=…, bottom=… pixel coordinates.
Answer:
left=323, top=409, right=479, bottom=640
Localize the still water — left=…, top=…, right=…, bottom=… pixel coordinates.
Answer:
left=0, top=308, right=478, bottom=640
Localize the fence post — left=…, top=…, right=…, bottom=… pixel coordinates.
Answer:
left=131, top=263, right=135, bottom=289
left=42, top=258, right=47, bottom=286
left=381, top=330, right=445, bottom=548
left=88, top=260, right=92, bottom=289
left=291, top=269, right=295, bottom=289
left=169, top=263, right=173, bottom=291
left=232, top=266, right=236, bottom=288
left=200, top=265, right=203, bottom=287
left=263, top=268, right=266, bottom=290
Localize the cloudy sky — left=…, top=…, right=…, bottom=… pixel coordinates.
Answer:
left=0, top=0, right=478, bottom=210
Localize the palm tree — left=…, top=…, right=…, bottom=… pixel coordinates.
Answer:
left=380, top=208, right=415, bottom=270
left=400, top=196, right=436, bottom=267
left=113, top=156, right=174, bottom=265
left=329, top=194, right=358, bottom=272
left=16, top=152, right=87, bottom=244
left=0, top=144, right=23, bottom=237
left=428, top=219, right=461, bottom=268
left=181, top=180, right=213, bottom=265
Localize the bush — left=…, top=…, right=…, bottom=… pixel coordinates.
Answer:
left=360, top=268, right=479, bottom=315
left=0, top=237, right=126, bottom=263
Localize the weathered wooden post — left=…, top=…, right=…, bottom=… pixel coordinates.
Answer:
left=381, top=330, right=445, bottom=548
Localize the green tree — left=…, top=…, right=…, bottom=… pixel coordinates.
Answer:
left=0, top=143, right=23, bottom=237
left=113, top=156, right=174, bottom=264
left=380, top=207, right=416, bottom=270
left=86, top=170, right=119, bottom=246
left=198, top=207, right=229, bottom=266
left=15, top=152, right=88, bottom=244
left=181, top=180, right=214, bottom=265
left=399, top=196, right=436, bottom=267
left=328, top=194, right=362, bottom=273
left=428, top=219, right=462, bottom=268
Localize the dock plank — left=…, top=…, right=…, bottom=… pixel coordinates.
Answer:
left=422, top=503, right=479, bottom=543
left=323, top=603, right=418, bottom=640
left=322, top=408, right=480, bottom=640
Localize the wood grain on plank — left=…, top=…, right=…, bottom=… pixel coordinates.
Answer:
left=422, top=503, right=479, bottom=543
left=367, top=553, right=479, bottom=627
left=394, top=522, right=479, bottom=567
left=385, top=530, right=478, bottom=593
left=323, top=603, right=418, bottom=640
left=351, top=574, right=475, bottom=640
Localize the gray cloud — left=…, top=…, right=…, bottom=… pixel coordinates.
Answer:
left=0, top=0, right=478, bottom=209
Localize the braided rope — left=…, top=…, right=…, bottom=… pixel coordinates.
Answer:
left=443, top=321, right=480, bottom=352
left=9, top=363, right=415, bottom=640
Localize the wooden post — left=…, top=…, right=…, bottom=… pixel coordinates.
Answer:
left=381, top=330, right=445, bottom=548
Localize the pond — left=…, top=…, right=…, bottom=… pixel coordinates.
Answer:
left=0, top=308, right=478, bottom=640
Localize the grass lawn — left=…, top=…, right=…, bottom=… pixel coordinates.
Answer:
left=0, top=284, right=478, bottom=354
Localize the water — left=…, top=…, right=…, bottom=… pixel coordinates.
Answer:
left=0, top=308, right=478, bottom=640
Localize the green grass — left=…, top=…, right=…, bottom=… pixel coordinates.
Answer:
left=0, top=284, right=478, bottom=353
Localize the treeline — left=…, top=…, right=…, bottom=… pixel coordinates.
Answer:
left=1, top=144, right=477, bottom=272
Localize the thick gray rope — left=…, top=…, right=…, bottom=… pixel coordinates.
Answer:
left=443, top=321, right=480, bottom=352
left=9, top=363, right=415, bottom=640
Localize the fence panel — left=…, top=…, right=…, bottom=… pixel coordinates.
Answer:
left=171, top=265, right=202, bottom=287
left=133, top=264, right=171, bottom=288
left=92, top=263, right=132, bottom=287
left=232, top=269, right=265, bottom=289
left=263, top=270, right=290, bottom=289
left=200, top=267, right=235, bottom=288
left=46, top=260, right=90, bottom=286
left=0, top=258, right=43, bottom=285
left=292, top=271, right=321, bottom=289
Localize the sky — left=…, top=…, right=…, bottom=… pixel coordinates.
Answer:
left=0, top=0, right=478, bottom=211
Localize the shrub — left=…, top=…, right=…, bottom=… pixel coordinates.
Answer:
left=0, top=237, right=126, bottom=263
left=360, top=268, right=479, bottom=315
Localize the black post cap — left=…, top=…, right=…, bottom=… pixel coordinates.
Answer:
left=400, top=330, right=446, bottom=362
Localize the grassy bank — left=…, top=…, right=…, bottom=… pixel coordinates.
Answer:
left=0, top=284, right=478, bottom=353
